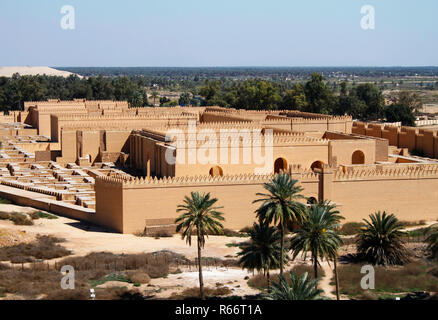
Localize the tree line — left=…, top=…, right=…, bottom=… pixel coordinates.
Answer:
left=0, top=74, right=149, bottom=112
left=0, top=72, right=420, bottom=125
left=199, top=73, right=420, bottom=124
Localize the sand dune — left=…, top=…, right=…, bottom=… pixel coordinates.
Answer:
left=0, top=66, right=81, bottom=78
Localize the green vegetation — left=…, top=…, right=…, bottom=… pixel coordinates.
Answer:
left=357, top=211, right=410, bottom=266
left=0, top=74, right=149, bottom=111
left=254, top=174, right=307, bottom=275
left=247, top=264, right=324, bottom=290
left=385, top=103, right=416, bottom=126
left=264, top=272, right=324, bottom=300
left=0, top=197, right=12, bottom=204
left=237, top=222, right=284, bottom=291
left=89, top=273, right=132, bottom=288
left=175, top=191, right=225, bottom=300
left=32, top=211, right=58, bottom=220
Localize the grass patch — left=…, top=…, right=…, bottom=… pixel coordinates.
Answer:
left=0, top=235, right=70, bottom=263
left=0, top=198, right=12, bottom=204
left=89, top=273, right=132, bottom=287
left=31, top=211, right=58, bottom=220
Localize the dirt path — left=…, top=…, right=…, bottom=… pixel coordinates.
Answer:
left=319, top=261, right=336, bottom=300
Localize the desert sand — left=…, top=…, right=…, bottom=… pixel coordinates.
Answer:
left=0, top=66, right=81, bottom=78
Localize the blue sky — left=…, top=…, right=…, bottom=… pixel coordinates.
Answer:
left=0, top=0, right=437, bottom=67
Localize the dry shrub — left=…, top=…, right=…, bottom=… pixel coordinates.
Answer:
left=400, top=220, right=427, bottom=227
left=339, top=222, right=363, bottom=235
left=0, top=269, right=90, bottom=299
left=0, top=212, right=34, bottom=225
left=239, top=226, right=252, bottom=234
left=247, top=264, right=325, bottom=290
left=341, top=236, right=358, bottom=246
left=338, top=261, right=438, bottom=298
left=127, top=271, right=150, bottom=284
left=170, top=286, right=232, bottom=300
left=0, top=235, right=70, bottom=263
left=55, top=251, right=186, bottom=278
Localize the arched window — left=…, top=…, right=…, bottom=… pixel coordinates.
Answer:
left=352, top=150, right=365, bottom=164
left=310, top=161, right=324, bottom=172
left=307, top=197, right=318, bottom=205
left=274, top=158, right=288, bottom=173
left=209, top=166, right=223, bottom=177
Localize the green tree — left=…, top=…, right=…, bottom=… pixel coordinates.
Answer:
left=357, top=211, right=410, bottom=266
left=150, top=91, right=159, bottom=105
left=175, top=191, right=225, bottom=300
left=390, top=91, right=423, bottom=113
left=304, top=73, right=336, bottom=114
left=253, top=174, right=307, bottom=275
left=385, top=104, right=416, bottom=126
left=352, top=84, right=385, bottom=120
left=289, top=202, right=343, bottom=290
left=281, top=84, right=307, bottom=110
left=237, top=222, right=284, bottom=291
left=265, top=272, right=323, bottom=300
left=178, top=92, right=191, bottom=106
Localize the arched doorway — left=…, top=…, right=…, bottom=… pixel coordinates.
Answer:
left=352, top=150, right=365, bottom=164
left=274, top=158, right=288, bottom=173
left=310, top=161, right=324, bottom=172
left=209, top=166, right=223, bottom=177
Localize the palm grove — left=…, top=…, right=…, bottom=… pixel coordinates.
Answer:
left=175, top=174, right=438, bottom=300
left=0, top=73, right=419, bottom=126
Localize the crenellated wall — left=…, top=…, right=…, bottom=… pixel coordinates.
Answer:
left=353, top=122, right=438, bottom=158
left=93, top=164, right=438, bottom=233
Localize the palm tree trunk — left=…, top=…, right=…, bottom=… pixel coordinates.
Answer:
left=197, top=231, right=204, bottom=300
left=280, top=224, right=284, bottom=275
left=267, top=269, right=271, bottom=293
left=334, top=257, right=340, bottom=300
left=313, top=256, right=318, bottom=288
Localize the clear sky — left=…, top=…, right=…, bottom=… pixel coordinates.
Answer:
left=0, top=0, right=437, bottom=67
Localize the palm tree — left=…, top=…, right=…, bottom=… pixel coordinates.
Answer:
left=237, top=222, right=284, bottom=292
left=265, top=272, right=323, bottom=300
left=151, top=91, right=159, bottom=105
left=289, top=203, right=343, bottom=289
left=175, top=191, right=224, bottom=300
left=425, top=223, right=438, bottom=259
left=253, top=173, right=307, bottom=275
left=357, top=211, right=410, bottom=266
left=316, top=200, right=344, bottom=300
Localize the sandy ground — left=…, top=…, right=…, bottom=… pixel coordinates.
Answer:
left=5, top=203, right=432, bottom=299
left=0, top=66, right=81, bottom=78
